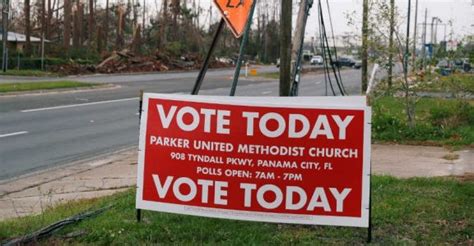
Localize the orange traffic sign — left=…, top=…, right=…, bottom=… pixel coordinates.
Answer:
left=214, top=0, right=255, bottom=38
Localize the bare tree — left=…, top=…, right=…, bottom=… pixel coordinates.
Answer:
left=64, top=0, right=72, bottom=52
left=104, top=0, right=109, bottom=49
left=88, top=0, right=94, bottom=47
left=116, top=4, right=125, bottom=49
left=24, top=0, right=31, bottom=56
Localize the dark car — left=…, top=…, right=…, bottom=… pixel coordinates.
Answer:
left=332, top=57, right=356, bottom=68
left=353, top=59, right=362, bottom=69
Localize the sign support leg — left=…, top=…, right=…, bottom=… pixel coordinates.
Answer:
left=137, top=90, right=144, bottom=223
left=136, top=209, right=142, bottom=222
left=229, top=1, right=257, bottom=96
left=191, top=19, right=225, bottom=95
left=367, top=161, right=373, bottom=243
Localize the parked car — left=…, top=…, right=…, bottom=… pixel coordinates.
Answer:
left=353, top=59, right=362, bottom=69
left=454, top=58, right=471, bottom=72
left=310, top=55, right=324, bottom=65
left=332, top=56, right=356, bottom=68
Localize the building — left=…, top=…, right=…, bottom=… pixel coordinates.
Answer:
left=0, top=31, right=50, bottom=53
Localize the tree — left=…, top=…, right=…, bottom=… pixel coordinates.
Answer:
left=387, top=0, right=395, bottom=89
left=24, top=0, right=31, bottom=56
left=104, top=0, right=109, bottom=49
left=88, top=0, right=94, bottom=47
left=64, top=0, right=72, bottom=53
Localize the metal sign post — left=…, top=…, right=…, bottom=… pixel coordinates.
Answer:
left=191, top=19, right=225, bottom=95
left=229, top=0, right=257, bottom=96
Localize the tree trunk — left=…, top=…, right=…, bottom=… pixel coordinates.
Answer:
left=40, top=0, right=46, bottom=56
left=160, top=0, right=169, bottom=47
left=63, top=0, right=72, bottom=53
left=88, top=0, right=94, bottom=47
left=279, top=0, right=292, bottom=96
left=388, top=0, right=395, bottom=89
left=171, top=0, right=180, bottom=38
left=131, top=24, right=142, bottom=54
left=24, top=0, right=32, bottom=56
left=78, top=3, right=84, bottom=45
left=97, top=25, right=103, bottom=53
left=104, top=0, right=109, bottom=49
left=116, top=4, right=125, bottom=49
left=73, top=7, right=79, bottom=48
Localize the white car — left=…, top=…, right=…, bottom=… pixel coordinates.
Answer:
left=310, top=55, right=324, bottom=65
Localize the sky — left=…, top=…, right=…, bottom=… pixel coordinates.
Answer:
left=96, top=0, right=474, bottom=41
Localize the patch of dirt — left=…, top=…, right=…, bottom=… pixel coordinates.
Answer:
left=442, top=153, right=460, bottom=161
left=454, top=172, right=474, bottom=182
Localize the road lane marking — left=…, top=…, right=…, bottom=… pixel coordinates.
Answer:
left=261, top=91, right=272, bottom=95
left=0, top=131, right=28, bottom=138
left=21, top=97, right=139, bottom=113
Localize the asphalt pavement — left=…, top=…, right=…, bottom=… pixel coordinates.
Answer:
left=0, top=66, right=362, bottom=181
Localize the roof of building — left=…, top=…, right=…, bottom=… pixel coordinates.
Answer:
left=0, top=31, right=50, bottom=43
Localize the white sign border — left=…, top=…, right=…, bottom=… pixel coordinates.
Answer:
left=136, top=93, right=371, bottom=228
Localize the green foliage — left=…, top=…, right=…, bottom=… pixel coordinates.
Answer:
left=372, top=97, right=474, bottom=146
left=1, top=176, right=472, bottom=244
left=1, top=57, right=66, bottom=70
left=0, top=69, right=55, bottom=77
left=165, top=41, right=185, bottom=57
left=68, top=48, right=101, bottom=63
left=0, top=81, right=98, bottom=93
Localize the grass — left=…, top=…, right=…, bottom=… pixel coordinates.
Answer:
left=259, top=71, right=280, bottom=79
left=372, top=96, right=474, bottom=147
left=0, top=176, right=472, bottom=245
left=416, top=73, right=474, bottom=94
left=0, top=81, right=99, bottom=93
left=1, top=69, right=57, bottom=77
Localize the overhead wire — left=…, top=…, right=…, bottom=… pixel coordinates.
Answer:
left=318, top=0, right=345, bottom=96
left=325, top=0, right=347, bottom=95
left=318, top=0, right=335, bottom=96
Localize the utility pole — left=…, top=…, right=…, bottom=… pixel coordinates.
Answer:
left=361, top=0, right=368, bottom=94
left=430, top=17, right=435, bottom=45
left=2, top=0, right=9, bottom=72
left=388, top=0, right=395, bottom=89
left=290, top=0, right=313, bottom=96
left=279, top=0, right=292, bottom=96
left=422, top=8, right=427, bottom=72
left=411, top=0, right=418, bottom=72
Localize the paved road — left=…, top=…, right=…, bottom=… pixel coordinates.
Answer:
left=0, top=67, right=361, bottom=181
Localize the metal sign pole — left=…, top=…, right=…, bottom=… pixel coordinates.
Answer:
left=191, top=19, right=225, bottom=95
left=367, top=164, right=372, bottom=243
left=137, top=90, right=144, bottom=222
left=229, top=0, right=257, bottom=96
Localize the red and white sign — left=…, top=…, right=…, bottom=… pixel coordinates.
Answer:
left=136, top=94, right=371, bottom=228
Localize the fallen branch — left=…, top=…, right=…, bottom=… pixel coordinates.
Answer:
left=2, top=204, right=113, bottom=245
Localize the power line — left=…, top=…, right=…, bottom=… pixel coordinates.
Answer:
left=318, top=0, right=345, bottom=96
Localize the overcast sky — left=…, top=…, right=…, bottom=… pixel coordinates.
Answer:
left=97, top=0, right=473, bottom=40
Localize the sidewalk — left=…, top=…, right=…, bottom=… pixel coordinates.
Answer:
left=0, top=144, right=472, bottom=221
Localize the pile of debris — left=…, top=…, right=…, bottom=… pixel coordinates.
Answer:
left=51, top=49, right=230, bottom=75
